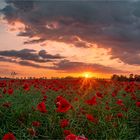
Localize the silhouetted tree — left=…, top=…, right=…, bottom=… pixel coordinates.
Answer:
left=111, top=74, right=140, bottom=82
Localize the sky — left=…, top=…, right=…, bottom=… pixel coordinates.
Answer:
left=0, top=0, right=140, bottom=78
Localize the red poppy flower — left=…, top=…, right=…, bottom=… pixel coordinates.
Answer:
left=0, top=81, right=7, bottom=88
left=86, top=114, right=94, bottom=122
left=112, top=92, right=117, bottom=97
left=41, top=91, right=46, bottom=94
left=2, top=102, right=12, bottom=108
left=85, top=96, right=97, bottom=106
left=96, top=92, right=103, bottom=98
left=131, top=93, right=137, bottom=100
left=74, top=97, right=78, bottom=101
left=65, top=134, right=77, bottom=140
left=86, top=114, right=98, bottom=124
left=63, top=130, right=72, bottom=136
left=77, top=136, right=88, bottom=140
left=0, top=94, right=3, bottom=98
left=79, top=108, right=86, bottom=115
left=117, top=113, right=123, bottom=118
left=3, top=88, right=7, bottom=94
left=32, top=121, right=41, bottom=127
left=37, top=101, right=47, bottom=113
left=42, top=95, right=47, bottom=101
left=23, top=84, right=30, bottom=91
left=60, top=119, right=69, bottom=128
left=121, top=107, right=128, bottom=112
left=105, top=106, right=110, bottom=110
left=116, top=99, right=124, bottom=106
left=55, top=96, right=72, bottom=113
left=136, top=101, right=140, bottom=107
left=8, top=88, right=13, bottom=95
left=55, top=96, right=63, bottom=103
left=2, top=132, right=16, bottom=140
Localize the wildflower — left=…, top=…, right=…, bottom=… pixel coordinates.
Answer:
left=85, top=96, right=97, bottom=106
left=116, top=99, right=124, bottom=106
left=42, top=95, right=47, bottom=102
left=65, top=134, right=77, bottom=140
left=74, top=97, right=78, bottom=101
left=131, top=93, right=137, bottom=100
left=86, top=114, right=98, bottom=124
left=0, top=81, right=7, bottom=88
left=77, top=135, right=88, bottom=140
left=23, top=84, right=30, bottom=91
left=32, top=121, right=41, bottom=127
left=3, top=88, right=6, bottom=94
left=79, top=108, right=86, bottom=115
left=121, top=107, right=128, bottom=112
left=55, top=96, right=72, bottom=113
left=2, top=132, right=16, bottom=140
left=37, top=101, right=47, bottom=113
left=136, top=101, right=140, bottom=107
left=60, top=119, right=69, bottom=128
left=2, top=102, right=12, bottom=108
left=41, top=91, right=46, bottom=94
left=105, top=106, right=110, bottom=110
left=63, top=130, right=72, bottom=136
left=65, top=134, right=88, bottom=140
left=0, top=94, right=3, bottom=98
left=96, top=92, right=103, bottom=98
left=112, top=92, right=117, bottom=97
left=8, top=88, right=13, bottom=95
left=117, top=113, right=123, bottom=118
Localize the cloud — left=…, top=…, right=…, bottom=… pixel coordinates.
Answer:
left=0, top=56, right=47, bottom=69
left=39, top=50, right=65, bottom=59
left=18, top=60, right=46, bottom=68
left=24, top=38, right=46, bottom=44
left=0, top=49, right=65, bottom=63
left=0, top=55, right=125, bottom=74
left=48, top=60, right=125, bottom=74
left=1, top=0, right=140, bottom=65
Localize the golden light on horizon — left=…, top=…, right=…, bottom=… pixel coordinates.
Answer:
left=83, top=72, right=93, bottom=78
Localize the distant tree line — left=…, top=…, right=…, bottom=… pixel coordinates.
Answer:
left=111, top=74, right=140, bottom=82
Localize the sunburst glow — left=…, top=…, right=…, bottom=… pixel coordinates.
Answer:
left=83, top=72, right=93, bottom=78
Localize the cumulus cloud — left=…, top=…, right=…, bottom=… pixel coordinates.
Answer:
left=1, top=0, right=140, bottom=65
left=0, top=49, right=65, bottom=63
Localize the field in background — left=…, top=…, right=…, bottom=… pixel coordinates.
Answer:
left=0, top=78, right=140, bottom=140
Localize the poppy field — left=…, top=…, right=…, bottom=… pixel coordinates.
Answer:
left=0, top=78, right=140, bottom=140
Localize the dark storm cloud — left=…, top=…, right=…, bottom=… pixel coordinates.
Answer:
left=48, top=60, right=125, bottom=74
left=24, top=38, right=46, bottom=44
left=39, top=50, right=65, bottom=59
left=0, top=56, right=47, bottom=68
left=0, top=49, right=48, bottom=63
left=0, top=49, right=65, bottom=63
left=1, top=0, right=140, bottom=65
left=0, top=55, right=125, bottom=73
left=18, top=61, right=46, bottom=68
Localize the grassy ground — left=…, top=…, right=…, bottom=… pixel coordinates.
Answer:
left=0, top=79, right=140, bottom=139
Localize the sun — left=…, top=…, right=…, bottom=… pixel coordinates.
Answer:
left=85, top=73, right=89, bottom=78
left=83, top=72, right=93, bottom=78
